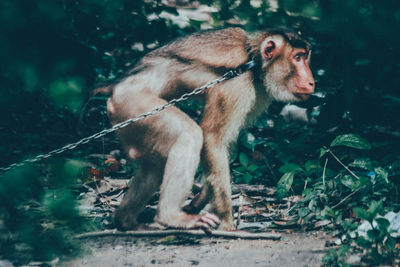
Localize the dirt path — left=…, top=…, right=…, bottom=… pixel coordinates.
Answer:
left=63, top=231, right=330, bottom=267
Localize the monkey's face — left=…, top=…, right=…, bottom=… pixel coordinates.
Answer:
left=260, top=35, right=315, bottom=102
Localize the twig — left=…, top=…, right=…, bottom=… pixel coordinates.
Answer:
left=327, top=149, right=360, bottom=180
left=332, top=188, right=361, bottom=209
left=75, top=229, right=281, bottom=240
left=322, top=157, right=328, bottom=189
left=303, top=179, right=308, bottom=191
left=237, top=193, right=243, bottom=227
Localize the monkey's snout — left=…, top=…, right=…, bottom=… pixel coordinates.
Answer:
left=294, top=92, right=312, bottom=101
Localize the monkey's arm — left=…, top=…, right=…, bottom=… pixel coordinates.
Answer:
left=196, top=74, right=257, bottom=230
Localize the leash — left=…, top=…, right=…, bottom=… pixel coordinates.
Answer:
left=0, top=60, right=256, bottom=173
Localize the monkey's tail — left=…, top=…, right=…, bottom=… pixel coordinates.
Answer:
left=77, top=84, right=114, bottom=135
left=90, top=85, right=114, bottom=97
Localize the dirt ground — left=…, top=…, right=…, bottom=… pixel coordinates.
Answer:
left=63, top=230, right=330, bottom=267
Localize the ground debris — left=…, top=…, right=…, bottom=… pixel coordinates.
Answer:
left=81, top=150, right=332, bottom=234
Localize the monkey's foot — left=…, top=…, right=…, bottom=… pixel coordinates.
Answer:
left=157, top=212, right=220, bottom=232
left=217, top=220, right=236, bottom=231
left=114, top=216, right=138, bottom=231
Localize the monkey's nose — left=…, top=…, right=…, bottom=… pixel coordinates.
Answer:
left=308, top=81, right=315, bottom=93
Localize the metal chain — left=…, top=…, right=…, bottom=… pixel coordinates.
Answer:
left=0, top=60, right=256, bottom=173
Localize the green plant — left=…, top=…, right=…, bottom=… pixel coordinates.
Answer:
left=353, top=201, right=397, bottom=264
left=234, top=152, right=263, bottom=183
left=322, top=245, right=350, bottom=267
left=276, top=133, right=400, bottom=265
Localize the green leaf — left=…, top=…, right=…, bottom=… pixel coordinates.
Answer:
left=235, top=166, right=246, bottom=173
left=375, top=218, right=390, bottom=231
left=319, top=193, right=328, bottom=203
left=338, top=245, right=350, bottom=257
left=247, top=164, right=259, bottom=172
left=239, top=152, right=249, bottom=167
left=320, top=206, right=334, bottom=218
left=369, top=200, right=383, bottom=218
left=304, top=160, right=319, bottom=172
left=330, top=134, right=372, bottom=150
left=302, top=188, right=313, bottom=197
left=322, top=249, right=338, bottom=264
left=349, top=158, right=372, bottom=170
left=279, top=163, right=303, bottom=173
left=319, top=148, right=327, bottom=158
left=341, top=175, right=362, bottom=190
left=276, top=171, right=295, bottom=200
left=356, top=236, right=372, bottom=248
left=353, top=207, right=372, bottom=221
left=359, top=176, right=371, bottom=187
left=48, top=77, right=85, bottom=113
left=366, top=229, right=380, bottom=242
left=253, top=171, right=262, bottom=178
left=386, top=236, right=396, bottom=249
left=308, top=199, right=317, bottom=211
left=374, top=167, right=389, bottom=184
left=298, top=207, right=309, bottom=218
left=240, top=173, right=253, bottom=184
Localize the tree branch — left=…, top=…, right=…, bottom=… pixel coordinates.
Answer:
left=76, top=229, right=282, bottom=240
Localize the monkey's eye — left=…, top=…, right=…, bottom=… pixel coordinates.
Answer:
left=294, top=53, right=305, bottom=62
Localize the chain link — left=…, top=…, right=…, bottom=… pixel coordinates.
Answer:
left=0, top=60, right=256, bottom=173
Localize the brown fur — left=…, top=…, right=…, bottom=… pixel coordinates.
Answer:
left=105, top=27, right=314, bottom=231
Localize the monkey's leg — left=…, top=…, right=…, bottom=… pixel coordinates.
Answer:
left=149, top=106, right=219, bottom=229
left=111, top=91, right=219, bottom=230
left=114, top=165, right=162, bottom=230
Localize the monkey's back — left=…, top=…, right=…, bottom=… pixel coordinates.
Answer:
left=146, top=27, right=251, bottom=69
left=112, top=28, right=253, bottom=100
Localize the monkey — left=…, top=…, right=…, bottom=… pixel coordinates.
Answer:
left=106, top=27, right=315, bottom=231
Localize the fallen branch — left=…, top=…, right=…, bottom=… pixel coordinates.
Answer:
left=75, top=229, right=281, bottom=240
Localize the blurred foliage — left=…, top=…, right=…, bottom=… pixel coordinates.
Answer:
left=0, top=161, right=89, bottom=265
left=0, top=0, right=400, bottom=265
left=0, top=0, right=184, bottom=264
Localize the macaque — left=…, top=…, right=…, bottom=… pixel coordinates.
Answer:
left=106, top=27, right=315, bottom=231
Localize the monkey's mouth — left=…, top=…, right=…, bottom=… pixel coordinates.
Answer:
left=293, top=93, right=312, bottom=101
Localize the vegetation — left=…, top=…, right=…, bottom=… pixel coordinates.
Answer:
left=0, top=0, right=399, bottom=265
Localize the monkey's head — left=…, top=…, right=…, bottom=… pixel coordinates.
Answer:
left=260, top=29, right=315, bottom=102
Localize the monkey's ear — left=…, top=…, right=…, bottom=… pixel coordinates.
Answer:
left=263, top=41, right=276, bottom=59
left=261, top=36, right=284, bottom=60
